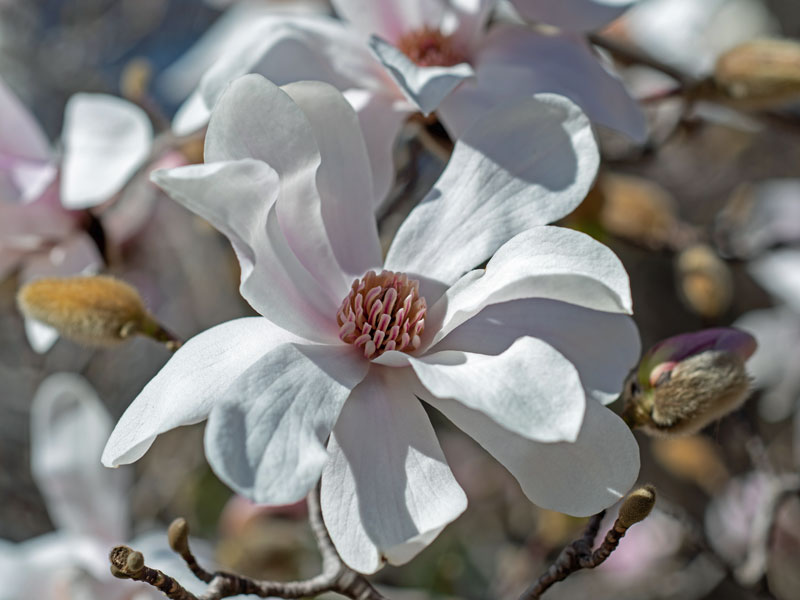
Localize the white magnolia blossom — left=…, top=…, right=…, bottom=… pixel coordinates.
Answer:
left=172, top=0, right=646, bottom=204
left=0, top=77, right=155, bottom=352
left=104, top=74, right=641, bottom=573
left=0, top=373, right=205, bottom=600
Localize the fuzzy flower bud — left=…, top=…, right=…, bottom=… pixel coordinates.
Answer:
left=714, top=38, right=800, bottom=109
left=168, top=517, right=190, bottom=555
left=621, top=328, right=757, bottom=437
left=618, top=485, right=657, bottom=528
left=17, top=275, right=179, bottom=349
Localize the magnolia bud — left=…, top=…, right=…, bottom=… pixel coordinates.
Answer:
left=17, top=275, right=179, bottom=349
left=714, top=39, right=800, bottom=109
left=676, top=244, right=733, bottom=319
left=126, top=551, right=145, bottom=574
left=168, top=518, right=190, bottom=555
left=621, top=328, right=757, bottom=437
left=618, top=485, right=656, bottom=528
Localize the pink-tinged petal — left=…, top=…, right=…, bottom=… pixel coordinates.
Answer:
left=60, top=94, right=153, bottom=210
left=345, top=89, right=413, bottom=209
left=511, top=0, right=636, bottom=31
left=425, top=387, right=640, bottom=516
left=204, top=75, right=351, bottom=301
left=385, top=95, right=598, bottom=284
left=440, top=25, right=647, bottom=142
left=0, top=78, right=51, bottom=162
left=205, top=343, right=368, bottom=505
left=426, top=227, right=633, bottom=348
left=0, top=158, right=57, bottom=206
left=321, top=367, right=466, bottom=574
left=102, top=317, right=300, bottom=467
left=0, top=183, right=75, bottom=245
left=31, top=374, right=128, bottom=545
left=151, top=161, right=340, bottom=342
left=331, top=0, right=445, bottom=41
left=749, top=249, right=800, bottom=313
left=282, top=81, right=382, bottom=278
left=431, top=298, right=641, bottom=404
left=411, top=336, right=585, bottom=442
left=196, top=15, right=387, bottom=127
left=369, top=35, right=474, bottom=116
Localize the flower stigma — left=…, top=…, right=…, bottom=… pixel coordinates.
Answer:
left=337, top=270, right=426, bottom=359
left=396, top=27, right=466, bottom=67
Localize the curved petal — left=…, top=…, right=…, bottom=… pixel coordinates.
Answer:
left=60, top=93, right=153, bottom=210
left=205, top=75, right=353, bottom=299
left=411, top=336, right=585, bottom=442
left=345, top=89, right=412, bottom=208
left=102, top=317, right=299, bottom=467
left=511, top=0, right=636, bottom=31
left=369, top=35, right=474, bottom=116
left=321, top=367, right=466, bottom=574
left=331, top=0, right=445, bottom=41
left=171, top=89, right=212, bottom=137
left=385, top=94, right=599, bottom=285
left=439, top=25, right=647, bottom=142
left=151, top=161, right=340, bottom=342
left=198, top=15, right=387, bottom=118
left=281, top=81, right=382, bottom=277
left=427, top=226, right=633, bottom=347
left=31, top=373, right=128, bottom=544
left=205, top=342, right=368, bottom=504
left=424, top=382, right=640, bottom=516
left=431, top=298, right=640, bottom=404
left=448, top=0, right=496, bottom=50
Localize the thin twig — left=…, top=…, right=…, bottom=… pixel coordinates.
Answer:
left=109, top=481, right=390, bottom=600
left=588, top=33, right=693, bottom=88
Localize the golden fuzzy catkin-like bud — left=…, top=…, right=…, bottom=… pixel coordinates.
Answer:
left=676, top=244, right=733, bottom=319
left=617, top=485, right=656, bottom=528
left=17, top=275, right=151, bottom=347
left=714, top=38, right=800, bottom=109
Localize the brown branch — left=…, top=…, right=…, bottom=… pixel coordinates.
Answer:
left=519, top=485, right=657, bottom=599
left=588, top=33, right=693, bottom=88
left=109, top=482, right=390, bottom=600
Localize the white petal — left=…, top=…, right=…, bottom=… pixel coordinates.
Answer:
left=385, top=94, right=599, bottom=284
left=24, top=318, right=60, bottom=354
left=448, top=0, right=497, bottom=50
left=205, top=342, right=368, bottom=504
left=171, top=89, right=211, bottom=137
left=427, top=226, right=634, bottom=347
left=31, top=374, right=128, bottom=544
left=748, top=249, right=800, bottom=313
left=321, top=367, right=466, bottom=574
left=151, top=161, right=340, bottom=342
left=411, top=337, right=585, bottom=442
left=198, top=15, right=386, bottom=119
left=60, top=94, right=153, bottom=209
left=369, top=35, right=473, bottom=116
left=282, top=81, right=382, bottom=277
left=205, top=74, right=352, bottom=298
left=425, top=386, right=640, bottom=516
left=432, top=298, right=640, bottom=404
left=441, top=25, right=646, bottom=142
left=102, top=317, right=299, bottom=467
left=345, top=89, right=412, bottom=209
left=511, top=0, right=636, bottom=31
left=331, top=0, right=445, bottom=41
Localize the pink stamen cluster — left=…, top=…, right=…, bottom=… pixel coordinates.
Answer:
left=396, top=27, right=466, bottom=67
left=337, top=270, right=427, bottom=359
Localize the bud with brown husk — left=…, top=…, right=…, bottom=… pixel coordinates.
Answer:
left=621, top=328, right=757, bottom=437
left=713, top=38, right=800, bottom=110
left=17, top=275, right=180, bottom=350
left=618, top=485, right=657, bottom=528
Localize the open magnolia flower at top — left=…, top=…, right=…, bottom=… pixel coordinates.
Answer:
left=103, top=74, right=641, bottom=574
left=173, top=0, right=646, bottom=205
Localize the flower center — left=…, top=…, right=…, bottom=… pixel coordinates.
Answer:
left=337, top=270, right=426, bottom=359
left=396, top=27, right=465, bottom=67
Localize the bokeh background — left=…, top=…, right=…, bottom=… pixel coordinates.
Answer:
left=2, top=0, right=800, bottom=598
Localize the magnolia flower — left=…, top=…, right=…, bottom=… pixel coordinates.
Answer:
left=508, top=0, right=637, bottom=32
left=103, top=74, right=641, bottom=574
left=0, top=78, right=155, bottom=352
left=172, top=0, right=646, bottom=204
left=0, top=373, right=204, bottom=600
